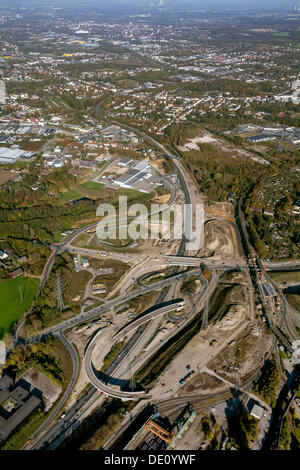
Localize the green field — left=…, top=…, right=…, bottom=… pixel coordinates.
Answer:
left=286, top=294, right=300, bottom=313
left=82, top=181, right=104, bottom=190
left=268, top=271, right=300, bottom=283
left=60, top=189, right=83, bottom=201
left=0, top=276, right=39, bottom=339
left=272, top=32, right=290, bottom=37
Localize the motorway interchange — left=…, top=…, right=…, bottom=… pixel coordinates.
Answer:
left=18, top=114, right=300, bottom=451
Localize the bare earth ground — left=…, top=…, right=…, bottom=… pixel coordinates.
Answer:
left=149, top=158, right=168, bottom=175
left=206, top=202, right=235, bottom=222
left=200, top=219, right=243, bottom=259
left=150, top=313, right=250, bottom=401
left=173, top=412, right=206, bottom=450
left=208, top=321, right=273, bottom=382
left=178, top=130, right=269, bottom=165
left=0, top=168, right=17, bottom=185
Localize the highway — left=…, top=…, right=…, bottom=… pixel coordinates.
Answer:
left=83, top=268, right=230, bottom=400
left=21, top=100, right=298, bottom=450
left=13, top=220, right=102, bottom=345
left=69, top=122, right=202, bottom=403
left=78, top=122, right=237, bottom=397
left=23, top=330, right=80, bottom=450
left=20, top=112, right=196, bottom=446
left=27, top=386, right=101, bottom=450
left=25, top=266, right=208, bottom=343
left=29, top=107, right=249, bottom=445
left=13, top=162, right=179, bottom=346
left=164, top=255, right=246, bottom=269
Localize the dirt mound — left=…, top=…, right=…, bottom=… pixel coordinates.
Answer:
left=204, top=220, right=235, bottom=257
left=215, top=304, right=246, bottom=331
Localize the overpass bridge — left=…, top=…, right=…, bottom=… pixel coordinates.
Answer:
left=113, top=300, right=184, bottom=343
left=164, top=255, right=246, bottom=270
left=84, top=329, right=150, bottom=400
left=164, top=256, right=202, bottom=267
left=265, top=261, right=300, bottom=272
left=85, top=301, right=185, bottom=400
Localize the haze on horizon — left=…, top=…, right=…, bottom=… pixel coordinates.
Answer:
left=6, top=0, right=299, bottom=12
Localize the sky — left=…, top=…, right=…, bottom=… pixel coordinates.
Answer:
left=151, top=0, right=297, bottom=9
left=9, top=0, right=299, bottom=13
left=91, top=0, right=297, bottom=9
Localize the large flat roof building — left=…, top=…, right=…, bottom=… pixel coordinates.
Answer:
left=263, top=283, right=275, bottom=297
left=247, top=134, right=277, bottom=143
left=250, top=404, right=265, bottom=420
left=0, top=147, right=29, bottom=164
left=0, top=375, right=42, bottom=442
left=0, top=80, right=5, bottom=105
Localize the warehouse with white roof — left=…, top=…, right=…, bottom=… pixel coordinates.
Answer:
left=0, top=147, right=33, bottom=164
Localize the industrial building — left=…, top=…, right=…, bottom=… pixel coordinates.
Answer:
left=124, top=406, right=196, bottom=450
left=118, top=157, right=133, bottom=167
left=247, top=134, right=277, bottom=143
left=113, top=159, right=154, bottom=192
left=250, top=404, right=265, bottom=420
left=0, top=80, right=5, bottom=105
left=263, top=283, right=276, bottom=297
left=20, top=368, right=61, bottom=412
left=0, top=147, right=34, bottom=164
left=0, top=375, right=42, bottom=442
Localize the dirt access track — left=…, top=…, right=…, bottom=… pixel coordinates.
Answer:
left=206, top=202, right=235, bottom=223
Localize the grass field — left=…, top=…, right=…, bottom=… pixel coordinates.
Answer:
left=286, top=294, right=300, bottom=313
left=0, top=276, right=39, bottom=339
left=60, top=189, right=83, bottom=202
left=272, top=32, right=290, bottom=37
left=269, top=271, right=300, bottom=283
left=82, top=181, right=104, bottom=190
left=64, top=270, right=93, bottom=304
